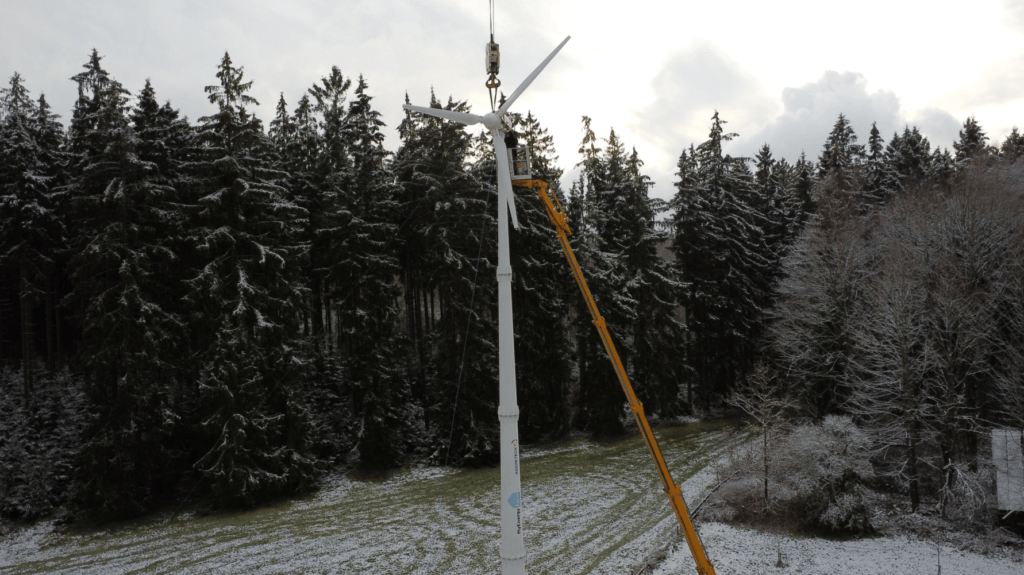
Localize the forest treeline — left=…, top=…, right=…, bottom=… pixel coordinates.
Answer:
left=1, top=49, right=1023, bottom=521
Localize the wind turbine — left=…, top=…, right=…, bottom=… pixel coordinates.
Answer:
left=403, top=35, right=570, bottom=575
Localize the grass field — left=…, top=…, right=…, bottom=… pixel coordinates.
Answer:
left=1, top=419, right=747, bottom=575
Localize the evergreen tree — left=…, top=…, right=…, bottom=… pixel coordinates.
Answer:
left=817, top=114, right=864, bottom=191
left=308, top=67, right=352, bottom=349
left=395, top=94, right=498, bottom=465
left=672, top=112, right=771, bottom=409
left=620, top=146, right=686, bottom=415
left=753, top=143, right=789, bottom=262
left=791, top=151, right=817, bottom=228
left=32, top=93, right=70, bottom=372
left=570, top=118, right=629, bottom=435
left=184, top=52, right=318, bottom=506
left=334, top=75, right=409, bottom=469
left=887, top=126, right=932, bottom=189
left=62, top=53, right=186, bottom=517
left=927, top=146, right=956, bottom=188
left=861, top=122, right=899, bottom=205
left=268, top=83, right=353, bottom=464
left=500, top=111, right=574, bottom=441
left=0, top=73, right=64, bottom=404
left=953, top=116, right=989, bottom=167
left=999, top=126, right=1024, bottom=163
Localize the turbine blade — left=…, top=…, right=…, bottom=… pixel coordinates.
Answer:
left=498, top=36, right=571, bottom=115
left=493, top=133, right=520, bottom=229
left=507, top=184, right=520, bottom=229
left=403, top=104, right=483, bottom=125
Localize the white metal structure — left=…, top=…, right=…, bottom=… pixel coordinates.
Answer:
left=992, top=428, right=1024, bottom=512
left=403, top=35, right=570, bottom=575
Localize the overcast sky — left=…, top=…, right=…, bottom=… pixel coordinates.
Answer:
left=3, top=0, right=1023, bottom=200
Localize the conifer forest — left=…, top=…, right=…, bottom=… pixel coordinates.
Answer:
left=2, top=49, right=1024, bottom=526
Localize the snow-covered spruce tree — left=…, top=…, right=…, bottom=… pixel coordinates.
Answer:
left=953, top=116, right=990, bottom=168
left=268, top=85, right=354, bottom=463
left=753, top=144, right=786, bottom=252
left=861, top=122, right=900, bottom=206
left=618, top=146, right=686, bottom=416
left=0, top=366, right=86, bottom=520
left=927, top=146, right=956, bottom=188
left=886, top=126, right=932, bottom=192
left=395, top=94, right=499, bottom=465
left=33, top=92, right=70, bottom=371
left=63, top=56, right=189, bottom=517
left=184, top=53, right=319, bottom=506
left=570, top=118, right=630, bottom=436
left=333, top=75, right=410, bottom=470
left=0, top=73, right=65, bottom=405
left=1000, top=126, right=1024, bottom=163
left=671, top=112, right=772, bottom=410
left=307, top=67, right=352, bottom=349
left=817, top=114, right=864, bottom=188
left=790, top=151, right=817, bottom=230
left=751, top=143, right=799, bottom=289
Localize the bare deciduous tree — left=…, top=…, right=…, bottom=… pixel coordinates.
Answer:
left=729, top=362, right=797, bottom=514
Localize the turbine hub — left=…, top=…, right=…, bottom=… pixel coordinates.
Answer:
left=482, top=112, right=501, bottom=131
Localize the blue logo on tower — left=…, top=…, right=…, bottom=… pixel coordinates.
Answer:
left=508, top=491, right=521, bottom=509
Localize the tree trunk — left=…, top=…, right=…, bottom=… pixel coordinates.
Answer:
left=0, top=275, right=6, bottom=368
left=763, top=428, right=770, bottom=514
left=311, top=276, right=324, bottom=342
left=55, top=272, right=63, bottom=369
left=20, top=262, right=34, bottom=406
left=324, top=289, right=333, bottom=354
left=45, top=273, right=54, bottom=372
left=907, top=419, right=921, bottom=512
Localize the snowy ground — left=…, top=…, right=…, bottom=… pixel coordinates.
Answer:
left=648, top=454, right=1024, bottom=575
left=0, top=420, right=746, bottom=575
left=5, top=418, right=1019, bottom=575
left=654, top=522, right=1023, bottom=575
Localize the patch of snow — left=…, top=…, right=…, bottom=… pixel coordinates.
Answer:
left=654, top=523, right=1022, bottom=575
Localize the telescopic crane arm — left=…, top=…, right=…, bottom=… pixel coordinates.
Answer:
left=517, top=179, right=717, bottom=575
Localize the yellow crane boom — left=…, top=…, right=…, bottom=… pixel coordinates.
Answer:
left=518, top=179, right=716, bottom=575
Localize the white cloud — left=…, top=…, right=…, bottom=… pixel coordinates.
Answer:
left=908, top=108, right=962, bottom=152
left=636, top=41, right=777, bottom=156
left=727, top=71, right=902, bottom=163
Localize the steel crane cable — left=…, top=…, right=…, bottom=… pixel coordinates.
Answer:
left=486, top=0, right=500, bottom=111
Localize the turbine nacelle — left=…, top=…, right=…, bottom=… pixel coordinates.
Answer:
left=403, top=36, right=570, bottom=232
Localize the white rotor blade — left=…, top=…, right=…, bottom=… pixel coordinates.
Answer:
left=498, top=36, right=571, bottom=115
left=403, top=104, right=484, bottom=126
left=493, top=133, right=520, bottom=230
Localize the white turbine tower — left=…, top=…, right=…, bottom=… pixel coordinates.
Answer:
left=404, top=35, right=570, bottom=575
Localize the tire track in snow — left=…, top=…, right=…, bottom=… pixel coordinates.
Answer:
left=1, top=420, right=747, bottom=575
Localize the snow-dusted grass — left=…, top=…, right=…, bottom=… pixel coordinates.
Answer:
left=0, top=420, right=746, bottom=575
left=655, top=523, right=1023, bottom=575
left=651, top=439, right=1024, bottom=575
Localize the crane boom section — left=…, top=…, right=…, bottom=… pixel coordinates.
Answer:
left=520, top=179, right=716, bottom=575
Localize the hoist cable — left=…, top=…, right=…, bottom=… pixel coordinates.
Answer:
left=489, top=0, right=495, bottom=41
